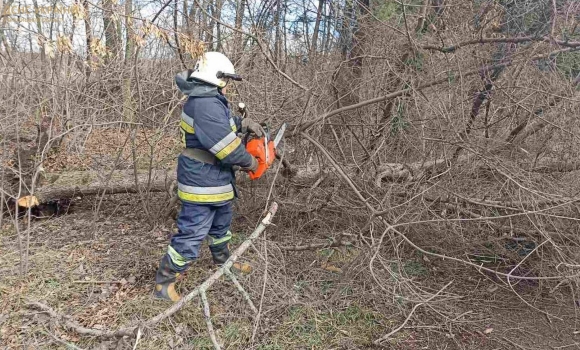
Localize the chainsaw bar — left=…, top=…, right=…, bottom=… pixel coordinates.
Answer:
left=273, top=123, right=287, bottom=149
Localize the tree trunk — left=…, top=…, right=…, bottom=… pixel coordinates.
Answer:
left=173, top=0, right=185, bottom=65
left=350, top=0, right=369, bottom=76
left=302, top=0, right=310, bottom=53
left=31, top=0, right=47, bottom=65
left=103, top=0, right=121, bottom=61
left=25, top=165, right=312, bottom=206
left=125, top=0, right=134, bottom=64
left=82, top=0, right=92, bottom=79
left=282, top=0, right=288, bottom=66
left=186, top=0, right=197, bottom=39
left=340, top=0, right=354, bottom=59
left=233, top=0, right=246, bottom=60
left=274, top=0, right=282, bottom=63
left=311, top=0, right=324, bottom=56
left=215, top=0, right=224, bottom=51
left=31, top=170, right=176, bottom=204
left=123, top=0, right=135, bottom=123
left=206, top=1, right=215, bottom=49
left=0, top=0, right=15, bottom=56
left=333, top=0, right=367, bottom=108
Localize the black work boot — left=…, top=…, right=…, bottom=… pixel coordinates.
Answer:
left=210, top=243, right=251, bottom=273
left=154, top=254, right=182, bottom=302
left=210, top=242, right=230, bottom=266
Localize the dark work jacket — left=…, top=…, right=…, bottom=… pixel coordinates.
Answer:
left=175, top=71, right=254, bottom=205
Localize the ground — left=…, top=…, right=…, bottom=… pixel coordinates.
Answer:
left=1, top=191, right=579, bottom=350
left=1, top=129, right=579, bottom=349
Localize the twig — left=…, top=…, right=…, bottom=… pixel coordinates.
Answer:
left=280, top=240, right=350, bottom=251
left=73, top=280, right=123, bottom=284
left=251, top=222, right=270, bottom=343
left=374, top=281, right=453, bottom=345
left=41, top=326, right=84, bottom=350
left=298, top=47, right=580, bottom=132
left=193, top=0, right=310, bottom=93
left=28, top=301, right=109, bottom=337
left=200, top=289, right=221, bottom=350
left=224, top=268, right=258, bottom=313
left=421, top=35, right=580, bottom=53
left=302, top=131, right=579, bottom=282
left=132, top=327, right=142, bottom=350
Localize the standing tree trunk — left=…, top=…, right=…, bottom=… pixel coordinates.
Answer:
left=206, top=1, right=215, bottom=49
left=333, top=0, right=366, bottom=107
left=350, top=0, right=369, bottom=77
left=123, top=0, right=135, bottom=123
left=82, top=0, right=92, bottom=80
left=173, top=0, right=185, bottom=65
left=103, top=0, right=121, bottom=62
left=274, top=0, right=282, bottom=64
left=311, top=0, right=324, bottom=56
left=31, top=0, right=47, bottom=66
left=187, top=0, right=197, bottom=39
left=0, top=0, right=15, bottom=56
left=233, top=0, right=246, bottom=60
left=215, top=0, right=224, bottom=51
left=282, top=0, right=288, bottom=64
left=302, top=0, right=310, bottom=53
left=340, top=0, right=354, bottom=59
left=125, top=0, right=134, bottom=65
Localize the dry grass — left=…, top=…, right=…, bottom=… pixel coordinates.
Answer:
left=2, top=184, right=579, bottom=349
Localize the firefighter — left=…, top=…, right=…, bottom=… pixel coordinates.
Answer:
left=155, top=52, right=263, bottom=302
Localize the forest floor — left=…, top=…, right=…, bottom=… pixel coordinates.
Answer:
left=2, top=193, right=579, bottom=349
left=1, top=129, right=579, bottom=349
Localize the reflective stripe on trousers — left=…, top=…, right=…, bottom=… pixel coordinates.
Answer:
left=167, top=202, right=234, bottom=270
left=207, top=230, right=232, bottom=247
left=177, top=182, right=234, bottom=203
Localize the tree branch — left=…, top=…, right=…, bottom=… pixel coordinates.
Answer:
left=422, top=36, right=580, bottom=53
left=27, top=203, right=279, bottom=339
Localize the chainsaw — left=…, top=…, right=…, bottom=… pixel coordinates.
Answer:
left=238, top=103, right=286, bottom=180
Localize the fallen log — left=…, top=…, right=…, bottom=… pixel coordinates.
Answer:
left=34, top=169, right=176, bottom=203
left=30, top=169, right=177, bottom=204
left=13, top=162, right=318, bottom=208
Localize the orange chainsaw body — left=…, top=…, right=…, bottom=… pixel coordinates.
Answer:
left=246, top=137, right=276, bottom=180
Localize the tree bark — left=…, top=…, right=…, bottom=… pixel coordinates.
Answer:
left=206, top=1, right=215, bottom=49
left=302, top=0, right=310, bottom=52
left=103, top=0, right=121, bottom=61
left=233, top=0, right=246, bottom=60
left=31, top=0, right=47, bottom=65
left=80, top=0, right=93, bottom=80
left=274, top=0, right=282, bottom=63
left=215, top=0, right=224, bottom=51
left=311, top=0, right=324, bottom=56
left=0, top=0, right=15, bottom=55
left=125, top=0, right=134, bottom=64
left=25, top=163, right=312, bottom=205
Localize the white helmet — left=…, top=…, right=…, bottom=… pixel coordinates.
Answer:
left=189, top=52, right=241, bottom=88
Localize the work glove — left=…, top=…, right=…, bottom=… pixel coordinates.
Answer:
left=239, top=157, right=258, bottom=173
left=241, top=118, right=264, bottom=137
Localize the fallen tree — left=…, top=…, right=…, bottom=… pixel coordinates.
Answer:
left=10, top=162, right=316, bottom=208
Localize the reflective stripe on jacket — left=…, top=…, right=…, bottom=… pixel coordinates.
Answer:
left=174, top=71, right=254, bottom=205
